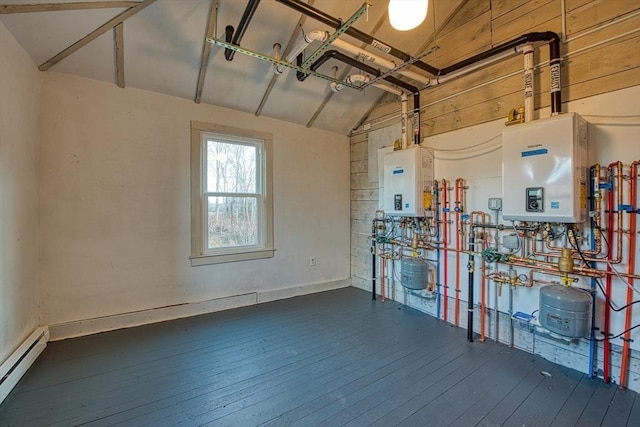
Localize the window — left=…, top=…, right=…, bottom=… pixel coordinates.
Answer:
left=190, top=121, right=273, bottom=266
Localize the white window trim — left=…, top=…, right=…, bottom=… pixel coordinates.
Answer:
left=190, top=121, right=274, bottom=266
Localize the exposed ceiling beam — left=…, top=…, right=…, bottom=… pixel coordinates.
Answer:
left=38, top=0, right=157, bottom=71
left=305, top=9, right=388, bottom=129
left=348, top=0, right=468, bottom=134
left=114, top=23, right=125, bottom=88
left=254, top=0, right=314, bottom=117
left=195, top=0, right=218, bottom=104
left=0, top=1, right=141, bottom=14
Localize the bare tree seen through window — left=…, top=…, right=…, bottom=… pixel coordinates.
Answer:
left=206, top=139, right=259, bottom=249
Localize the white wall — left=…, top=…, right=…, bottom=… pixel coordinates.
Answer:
left=39, top=72, right=350, bottom=333
left=0, top=23, right=41, bottom=363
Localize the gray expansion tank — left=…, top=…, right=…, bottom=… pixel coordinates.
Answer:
left=400, top=258, right=429, bottom=290
left=539, top=285, right=592, bottom=338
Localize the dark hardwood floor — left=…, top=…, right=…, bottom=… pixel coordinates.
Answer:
left=0, top=287, right=637, bottom=426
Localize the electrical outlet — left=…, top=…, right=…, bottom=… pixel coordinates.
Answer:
left=309, top=256, right=316, bottom=266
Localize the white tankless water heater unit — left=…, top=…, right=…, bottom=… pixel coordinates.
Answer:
left=502, top=113, right=588, bottom=223
left=383, top=146, right=434, bottom=217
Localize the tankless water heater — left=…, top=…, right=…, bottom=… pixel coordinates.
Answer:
left=383, top=146, right=434, bottom=217
left=502, top=113, right=588, bottom=223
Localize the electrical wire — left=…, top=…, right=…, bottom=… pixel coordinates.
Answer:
left=424, top=134, right=500, bottom=152
left=589, top=324, right=640, bottom=342
left=568, top=235, right=640, bottom=312
left=568, top=228, right=640, bottom=295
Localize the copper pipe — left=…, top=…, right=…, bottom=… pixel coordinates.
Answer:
left=620, top=161, right=638, bottom=389
left=506, top=257, right=605, bottom=278
left=469, top=212, right=490, bottom=341
left=442, top=179, right=449, bottom=322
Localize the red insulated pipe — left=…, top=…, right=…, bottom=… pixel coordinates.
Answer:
left=442, top=179, right=449, bottom=322
left=454, top=178, right=462, bottom=327
left=603, top=161, right=620, bottom=383
left=620, top=161, right=638, bottom=389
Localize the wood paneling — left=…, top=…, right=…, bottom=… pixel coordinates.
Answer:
left=492, top=0, right=560, bottom=45
left=438, top=0, right=490, bottom=38
left=430, top=11, right=493, bottom=69
left=567, top=0, right=639, bottom=36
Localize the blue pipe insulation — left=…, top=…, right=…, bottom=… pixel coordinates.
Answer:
left=588, top=165, right=597, bottom=377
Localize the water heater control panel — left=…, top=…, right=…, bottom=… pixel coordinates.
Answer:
left=526, top=187, right=544, bottom=212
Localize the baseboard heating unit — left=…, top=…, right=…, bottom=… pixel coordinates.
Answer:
left=0, top=327, right=49, bottom=403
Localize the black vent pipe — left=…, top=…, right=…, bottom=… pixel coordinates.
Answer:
left=225, top=25, right=234, bottom=44
left=275, top=0, right=440, bottom=76
left=225, top=0, right=261, bottom=61
left=299, top=50, right=421, bottom=144
left=371, top=222, right=376, bottom=301
left=467, top=230, right=475, bottom=342
left=436, top=31, right=562, bottom=114
left=300, top=50, right=418, bottom=93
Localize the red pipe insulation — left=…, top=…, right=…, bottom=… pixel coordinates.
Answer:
left=603, top=161, right=620, bottom=383
left=442, top=179, right=449, bottom=322
left=620, top=161, right=638, bottom=388
left=454, top=178, right=462, bottom=327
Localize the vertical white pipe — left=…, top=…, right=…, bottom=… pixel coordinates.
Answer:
left=273, top=43, right=282, bottom=74
left=523, top=44, right=535, bottom=122
left=401, top=94, right=408, bottom=149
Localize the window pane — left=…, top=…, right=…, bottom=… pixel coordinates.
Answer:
left=206, top=140, right=257, bottom=193
left=207, top=196, right=258, bottom=249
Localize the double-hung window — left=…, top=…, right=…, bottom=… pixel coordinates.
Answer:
left=190, top=122, right=273, bottom=266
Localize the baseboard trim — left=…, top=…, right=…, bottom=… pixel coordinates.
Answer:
left=257, top=278, right=351, bottom=303
left=48, top=279, right=351, bottom=341
left=0, top=326, right=49, bottom=404
left=48, top=293, right=258, bottom=341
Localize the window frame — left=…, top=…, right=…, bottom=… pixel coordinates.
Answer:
left=190, top=121, right=274, bottom=266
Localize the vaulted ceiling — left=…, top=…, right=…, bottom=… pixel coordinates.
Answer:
left=0, top=0, right=465, bottom=134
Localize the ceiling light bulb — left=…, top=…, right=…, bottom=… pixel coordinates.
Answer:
left=388, top=0, right=428, bottom=31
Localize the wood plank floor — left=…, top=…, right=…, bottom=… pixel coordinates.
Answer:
left=1, top=287, right=638, bottom=426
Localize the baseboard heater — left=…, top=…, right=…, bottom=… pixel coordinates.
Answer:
left=0, top=326, right=49, bottom=404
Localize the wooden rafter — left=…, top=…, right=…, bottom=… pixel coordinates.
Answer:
left=254, top=0, right=314, bottom=117
left=194, top=0, right=218, bottom=104
left=38, top=0, right=157, bottom=71
left=115, top=23, right=125, bottom=88
left=0, top=2, right=141, bottom=14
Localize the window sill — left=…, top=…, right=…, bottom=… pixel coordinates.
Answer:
left=190, top=249, right=275, bottom=266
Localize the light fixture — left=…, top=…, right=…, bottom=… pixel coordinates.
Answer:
left=388, top=0, right=428, bottom=31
